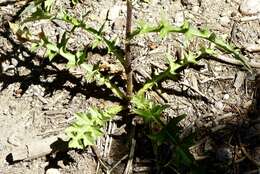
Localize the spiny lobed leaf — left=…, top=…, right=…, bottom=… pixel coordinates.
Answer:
left=30, top=30, right=86, bottom=67
left=132, top=20, right=251, bottom=70
left=66, top=105, right=123, bottom=149
left=18, top=7, right=125, bottom=65
left=137, top=51, right=199, bottom=96
left=81, top=63, right=126, bottom=99
left=131, top=94, right=167, bottom=122
left=131, top=95, right=195, bottom=167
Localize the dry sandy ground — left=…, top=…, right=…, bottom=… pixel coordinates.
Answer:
left=0, top=0, right=260, bottom=173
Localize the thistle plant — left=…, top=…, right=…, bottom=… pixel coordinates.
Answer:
left=9, top=0, right=250, bottom=172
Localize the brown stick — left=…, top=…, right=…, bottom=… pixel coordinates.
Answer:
left=125, top=0, right=133, bottom=98
left=123, top=2, right=136, bottom=174
left=214, top=55, right=260, bottom=69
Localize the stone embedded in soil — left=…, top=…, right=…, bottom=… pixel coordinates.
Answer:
left=11, top=58, right=18, bottom=66
left=239, top=0, right=260, bottom=15
left=108, top=5, right=123, bottom=21
left=191, top=5, right=200, bottom=13
left=215, top=101, right=224, bottom=111
left=219, top=16, right=230, bottom=27
left=7, top=135, right=21, bottom=146
left=234, top=71, right=246, bottom=93
left=223, top=94, right=230, bottom=100
left=174, top=11, right=185, bottom=26
left=46, top=168, right=60, bottom=174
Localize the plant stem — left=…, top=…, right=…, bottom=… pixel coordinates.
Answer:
left=137, top=69, right=170, bottom=96
left=124, top=2, right=136, bottom=173
left=125, top=0, right=133, bottom=99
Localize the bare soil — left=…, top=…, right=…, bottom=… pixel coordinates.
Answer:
left=0, top=0, right=260, bottom=173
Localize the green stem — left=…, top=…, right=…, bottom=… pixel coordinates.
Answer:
left=103, top=77, right=127, bottom=100
left=137, top=69, right=170, bottom=96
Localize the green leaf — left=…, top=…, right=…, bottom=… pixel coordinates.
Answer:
left=45, top=49, right=57, bottom=60
left=81, top=63, right=126, bottom=99
left=57, top=10, right=82, bottom=27
left=166, top=114, right=186, bottom=130
left=148, top=131, right=167, bottom=146
left=58, top=32, right=69, bottom=48
left=131, top=94, right=167, bottom=122
left=59, top=46, right=77, bottom=67
left=66, top=105, right=122, bottom=149
left=30, top=43, right=40, bottom=52
left=44, top=0, right=55, bottom=12
left=91, top=38, right=102, bottom=49
left=166, top=54, right=182, bottom=75
left=71, top=0, right=79, bottom=5
left=184, top=51, right=197, bottom=64
left=159, top=19, right=173, bottom=38
left=148, top=115, right=186, bottom=145
left=134, top=20, right=160, bottom=36
left=22, top=7, right=53, bottom=24
left=9, top=22, right=33, bottom=42
left=81, top=64, right=99, bottom=83
left=45, top=42, right=59, bottom=52
left=76, top=50, right=87, bottom=65
left=175, top=146, right=193, bottom=167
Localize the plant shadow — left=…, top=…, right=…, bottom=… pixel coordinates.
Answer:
left=0, top=20, right=123, bottom=102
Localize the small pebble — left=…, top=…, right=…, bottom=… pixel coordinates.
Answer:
left=239, top=0, right=260, bottom=15
left=11, top=58, right=18, bottom=66
left=7, top=134, right=21, bottom=146
left=191, top=5, right=200, bottom=13
left=214, top=65, right=222, bottom=72
left=234, top=71, right=246, bottom=92
left=223, top=94, right=229, bottom=100
left=215, top=101, right=224, bottom=110
left=0, top=142, right=4, bottom=151
left=174, top=11, right=185, bottom=27
left=219, top=16, right=230, bottom=27
left=46, top=168, right=60, bottom=174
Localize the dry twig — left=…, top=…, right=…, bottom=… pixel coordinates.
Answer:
left=214, top=55, right=260, bottom=68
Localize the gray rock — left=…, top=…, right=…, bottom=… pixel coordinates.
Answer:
left=239, top=0, right=260, bottom=15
